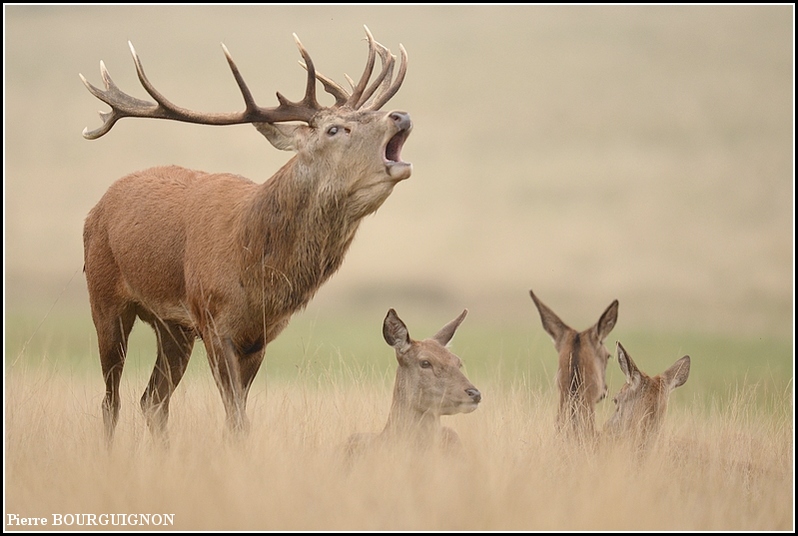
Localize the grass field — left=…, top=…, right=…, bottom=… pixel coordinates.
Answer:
left=4, top=307, right=794, bottom=530
left=4, top=360, right=793, bottom=531
left=4, top=5, right=794, bottom=531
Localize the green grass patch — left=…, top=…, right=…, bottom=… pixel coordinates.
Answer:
left=6, top=307, right=791, bottom=419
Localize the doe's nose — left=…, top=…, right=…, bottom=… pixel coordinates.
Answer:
left=466, top=388, right=482, bottom=404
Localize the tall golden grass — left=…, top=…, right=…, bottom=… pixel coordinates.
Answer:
left=5, top=364, right=792, bottom=531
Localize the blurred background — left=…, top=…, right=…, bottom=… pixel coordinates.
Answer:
left=4, top=6, right=793, bottom=388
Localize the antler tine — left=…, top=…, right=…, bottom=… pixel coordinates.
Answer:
left=365, top=43, right=408, bottom=111
left=80, top=60, right=159, bottom=140
left=81, top=38, right=326, bottom=139
left=278, top=29, right=405, bottom=112
left=298, top=60, right=349, bottom=106
left=224, top=39, right=321, bottom=123
left=287, top=33, right=323, bottom=114
left=128, top=41, right=265, bottom=126
left=296, top=25, right=378, bottom=109
left=220, top=43, right=259, bottom=115
left=356, top=42, right=394, bottom=110
left=345, top=26, right=378, bottom=108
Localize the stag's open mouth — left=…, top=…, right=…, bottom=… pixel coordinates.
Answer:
left=385, top=129, right=409, bottom=162
left=384, top=119, right=412, bottom=180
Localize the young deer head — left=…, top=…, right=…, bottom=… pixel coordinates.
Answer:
left=346, top=309, right=481, bottom=456
left=604, top=342, right=690, bottom=449
left=80, top=28, right=412, bottom=443
left=529, top=290, right=619, bottom=438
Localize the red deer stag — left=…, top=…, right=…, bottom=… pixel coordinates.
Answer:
left=81, top=28, right=412, bottom=443
left=604, top=341, right=690, bottom=450
left=346, top=309, right=482, bottom=456
left=529, top=290, right=619, bottom=438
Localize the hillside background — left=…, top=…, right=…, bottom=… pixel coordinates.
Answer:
left=5, top=5, right=793, bottom=375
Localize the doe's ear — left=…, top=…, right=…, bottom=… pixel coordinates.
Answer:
left=432, top=309, right=468, bottom=346
left=253, top=122, right=311, bottom=151
left=529, top=290, right=571, bottom=350
left=595, top=299, right=619, bottom=341
left=383, top=308, right=411, bottom=353
left=662, top=355, right=691, bottom=391
left=616, top=341, right=642, bottom=386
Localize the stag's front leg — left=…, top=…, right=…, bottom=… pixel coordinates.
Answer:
left=204, top=335, right=250, bottom=435
left=239, top=347, right=266, bottom=403
left=140, top=320, right=195, bottom=441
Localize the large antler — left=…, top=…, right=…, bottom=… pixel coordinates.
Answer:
left=80, top=27, right=406, bottom=140
left=304, top=26, right=408, bottom=112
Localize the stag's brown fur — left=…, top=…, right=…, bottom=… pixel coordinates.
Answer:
left=82, top=31, right=412, bottom=443
left=345, top=309, right=481, bottom=457
left=603, top=341, right=690, bottom=450
left=529, top=290, right=618, bottom=438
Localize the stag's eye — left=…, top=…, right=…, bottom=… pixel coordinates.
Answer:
left=420, top=360, right=432, bottom=369
left=326, top=126, right=339, bottom=136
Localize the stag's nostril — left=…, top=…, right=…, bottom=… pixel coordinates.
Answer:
left=389, top=111, right=411, bottom=130
left=466, top=388, right=482, bottom=404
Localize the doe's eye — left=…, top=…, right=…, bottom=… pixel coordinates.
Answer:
left=420, top=360, right=432, bottom=369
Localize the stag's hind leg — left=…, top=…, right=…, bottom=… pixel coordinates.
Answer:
left=92, top=306, right=137, bottom=445
left=140, top=319, right=195, bottom=438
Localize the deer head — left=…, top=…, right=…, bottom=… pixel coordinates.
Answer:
left=604, top=341, right=690, bottom=449
left=382, top=308, right=482, bottom=420
left=529, top=290, right=619, bottom=437
left=375, top=308, right=481, bottom=451
left=81, top=26, right=412, bottom=215
left=345, top=309, right=481, bottom=457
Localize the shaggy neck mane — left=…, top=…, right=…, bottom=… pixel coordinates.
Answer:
left=238, top=159, right=361, bottom=317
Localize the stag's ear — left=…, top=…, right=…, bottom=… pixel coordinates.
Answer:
left=662, top=355, right=690, bottom=391
left=432, top=309, right=468, bottom=346
left=529, top=290, right=571, bottom=350
left=383, top=309, right=411, bottom=353
left=253, top=122, right=311, bottom=151
left=616, top=342, right=641, bottom=386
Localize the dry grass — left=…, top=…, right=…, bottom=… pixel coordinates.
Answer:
left=5, top=366, right=792, bottom=531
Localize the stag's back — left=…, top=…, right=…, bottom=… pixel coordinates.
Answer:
left=84, top=165, right=256, bottom=316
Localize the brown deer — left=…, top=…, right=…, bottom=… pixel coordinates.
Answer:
left=529, top=290, right=619, bottom=438
left=604, top=341, right=690, bottom=450
left=345, top=309, right=482, bottom=456
left=80, top=28, right=413, bottom=443
left=604, top=345, right=782, bottom=481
